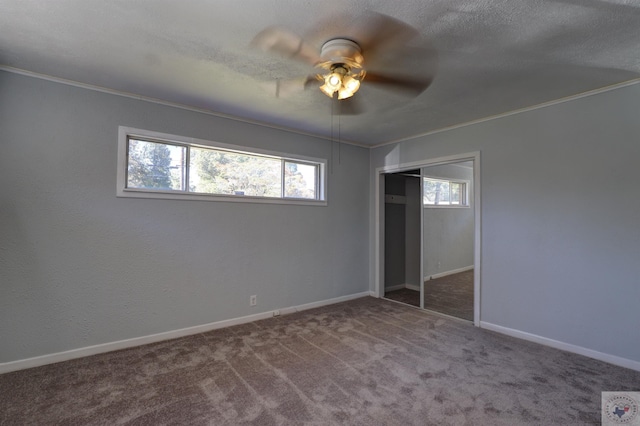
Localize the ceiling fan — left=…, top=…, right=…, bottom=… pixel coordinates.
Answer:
left=250, top=12, right=438, bottom=111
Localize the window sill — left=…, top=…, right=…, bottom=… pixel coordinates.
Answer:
left=423, top=205, right=470, bottom=209
left=117, top=188, right=327, bottom=206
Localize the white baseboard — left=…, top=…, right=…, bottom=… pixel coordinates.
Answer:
left=481, top=321, right=640, bottom=372
left=424, top=265, right=474, bottom=281
left=384, top=284, right=406, bottom=292
left=0, top=291, right=371, bottom=374
left=385, top=283, right=421, bottom=292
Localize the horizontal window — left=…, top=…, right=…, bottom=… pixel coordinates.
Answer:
left=423, top=177, right=469, bottom=207
left=117, top=127, right=326, bottom=205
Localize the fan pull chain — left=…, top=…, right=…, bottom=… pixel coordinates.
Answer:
left=330, top=95, right=334, bottom=174
left=338, top=112, right=341, bottom=165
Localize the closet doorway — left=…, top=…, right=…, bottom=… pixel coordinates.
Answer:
left=376, top=152, right=480, bottom=325
left=383, top=170, right=422, bottom=308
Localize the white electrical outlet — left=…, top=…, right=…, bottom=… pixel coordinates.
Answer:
left=273, top=310, right=280, bottom=317
left=250, top=295, right=257, bottom=306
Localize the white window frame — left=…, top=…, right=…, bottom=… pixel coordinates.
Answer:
left=422, top=175, right=470, bottom=208
left=117, top=126, right=327, bottom=206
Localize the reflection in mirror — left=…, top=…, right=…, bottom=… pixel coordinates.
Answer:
left=422, top=161, right=474, bottom=320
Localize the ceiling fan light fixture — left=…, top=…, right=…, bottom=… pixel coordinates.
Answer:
left=341, top=74, right=361, bottom=96
left=320, top=65, right=348, bottom=98
left=319, top=81, right=336, bottom=97
left=315, top=39, right=367, bottom=99
left=328, top=72, right=343, bottom=87
left=337, top=88, right=353, bottom=100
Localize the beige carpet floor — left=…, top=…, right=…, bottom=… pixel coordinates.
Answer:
left=385, top=270, right=474, bottom=321
left=424, top=270, right=474, bottom=321
left=383, top=287, right=421, bottom=308
left=1, top=296, right=638, bottom=425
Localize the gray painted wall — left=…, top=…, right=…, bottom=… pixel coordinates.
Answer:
left=422, top=163, right=474, bottom=277
left=0, top=71, right=370, bottom=363
left=371, top=82, right=640, bottom=363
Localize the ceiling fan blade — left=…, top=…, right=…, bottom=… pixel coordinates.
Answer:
left=351, top=12, right=420, bottom=60
left=364, top=44, right=439, bottom=97
left=366, top=44, right=438, bottom=74
left=259, top=76, right=318, bottom=98
left=365, top=72, right=435, bottom=96
left=253, top=12, right=436, bottom=107
left=250, top=26, right=321, bottom=66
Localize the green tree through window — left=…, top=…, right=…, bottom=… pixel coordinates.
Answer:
left=423, top=177, right=467, bottom=206
left=127, top=139, right=178, bottom=190
left=123, top=135, right=322, bottom=202
left=189, top=148, right=281, bottom=197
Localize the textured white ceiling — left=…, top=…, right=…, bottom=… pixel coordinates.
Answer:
left=1, top=0, right=639, bottom=146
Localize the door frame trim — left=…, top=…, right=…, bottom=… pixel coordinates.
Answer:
left=375, top=151, right=481, bottom=326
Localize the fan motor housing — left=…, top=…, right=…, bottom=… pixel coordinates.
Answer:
left=319, top=39, right=364, bottom=69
